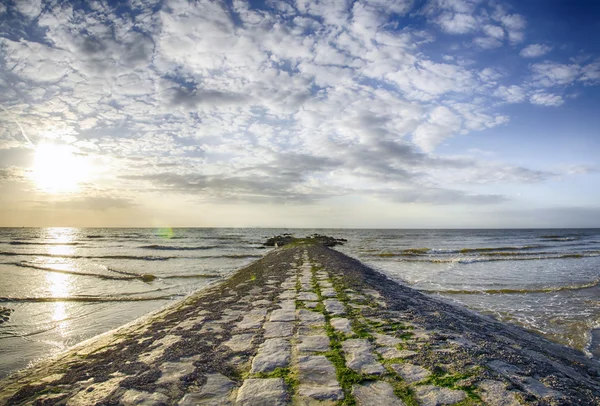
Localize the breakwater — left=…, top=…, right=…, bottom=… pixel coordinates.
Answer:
left=0, top=242, right=599, bottom=405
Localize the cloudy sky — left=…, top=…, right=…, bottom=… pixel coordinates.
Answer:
left=0, top=0, right=599, bottom=228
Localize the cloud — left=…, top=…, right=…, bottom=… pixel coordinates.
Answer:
left=436, top=13, right=479, bottom=34
left=121, top=152, right=344, bottom=203
left=530, top=62, right=580, bottom=87
left=520, top=44, right=552, bottom=58
left=386, top=187, right=508, bottom=205
left=413, top=106, right=462, bottom=152
left=530, top=92, right=564, bottom=106
left=493, top=85, right=526, bottom=103
left=473, top=36, right=502, bottom=49
left=562, top=164, right=598, bottom=175
left=167, top=86, right=250, bottom=109
left=0, top=166, right=26, bottom=183
left=482, top=24, right=504, bottom=39
left=492, top=6, right=526, bottom=44
left=14, top=0, right=42, bottom=19
left=34, top=196, right=137, bottom=211
left=0, top=0, right=596, bottom=219
left=581, top=60, right=600, bottom=84
left=363, top=0, right=414, bottom=15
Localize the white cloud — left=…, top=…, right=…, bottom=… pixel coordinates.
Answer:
left=482, top=24, right=504, bottom=39
left=479, top=68, right=503, bottom=82
left=363, top=0, right=414, bottom=15
left=296, top=0, right=351, bottom=26
left=530, top=93, right=564, bottom=106
left=493, top=85, right=526, bottom=103
left=0, top=0, right=596, bottom=218
left=520, top=44, right=552, bottom=58
left=385, top=60, right=476, bottom=101
left=497, top=13, right=526, bottom=31
left=492, top=6, right=526, bottom=44
left=437, top=12, right=479, bottom=34
left=530, top=62, right=580, bottom=87
left=581, top=60, right=600, bottom=84
left=413, top=106, right=462, bottom=152
left=428, top=0, right=481, bottom=14
left=473, top=36, right=502, bottom=49
left=14, top=0, right=42, bottom=19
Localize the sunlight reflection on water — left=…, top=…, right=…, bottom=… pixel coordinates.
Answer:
left=43, top=228, right=76, bottom=334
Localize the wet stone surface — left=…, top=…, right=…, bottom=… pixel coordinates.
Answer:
left=2, top=243, right=600, bottom=406
left=330, top=317, right=353, bottom=334
left=223, top=333, right=255, bottom=352
left=353, top=381, right=405, bottom=406
left=342, top=339, right=386, bottom=375
left=236, top=378, right=289, bottom=405
left=297, top=335, right=330, bottom=353
left=413, top=385, right=467, bottom=406
left=391, top=363, right=431, bottom=383
left=178, top=373, right=236, bottom=405
left=323, top=299, right=345, bottom=316
left=251, top=338, right=291, bottom=373
left=263, top=322, right=294, bottom=338
left=297, top=355, right=343, bottom=401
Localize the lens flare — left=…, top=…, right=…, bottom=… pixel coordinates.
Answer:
left=157, top=227, right=174, bottom=239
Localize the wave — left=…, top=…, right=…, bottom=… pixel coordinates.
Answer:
left=203, top=254, right=262, bottom=259
left=374, top=248, right=430, bottom=257
left=0, top=251, right=174, bottom=261
left=372, top=245, right=547, bottom=257
left=423, top=280, right=600, bottom=295
left=0, top=295, right=180, bottom=303
left=0, top=250, right=260, bottom=262
left=99, top=255, right=172, bottom=261
left=382, top=251, right=600, bottom=264
left=540, top=235, right=579, bottom=241
left=139, top=244, right=220, bottom=250
left=13, top=262, right=156, bottom=282
left=457, top=245, right=544, bottom=253
left=9, top=241, right=83, bottom=246
left=162, top=274, right=221, bottom=279
left=456, top=253, right=600, bottom=263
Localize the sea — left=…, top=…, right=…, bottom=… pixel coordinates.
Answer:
left=1, top=227, right=599, bottom=378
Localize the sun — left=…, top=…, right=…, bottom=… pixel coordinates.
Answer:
left=31, top=143, right=90, bottom=193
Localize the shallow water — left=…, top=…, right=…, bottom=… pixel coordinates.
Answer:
left=0, top=227, right=272, bottom=378
left=334, top=228, right=600, bottom=358
left=1, top=227, right=599, bottom=377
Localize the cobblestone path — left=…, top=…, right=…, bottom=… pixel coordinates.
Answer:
left=1, top=243, right=599, bottom=405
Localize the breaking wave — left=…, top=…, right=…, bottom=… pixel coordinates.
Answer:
left=139, top=244, right=219, bottom=250
left=0, top=251, right=174, bottom=261
left=0, top=295, right=180, bottom=303
left=162, top=274, right=221, bottom=279
left=423, top=279, right=600, bottom=295
left=9, top=241, right=83, bottom=246
left=13, top=262, right=156, bottom=282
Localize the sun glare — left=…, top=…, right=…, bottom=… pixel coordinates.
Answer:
left=32, top=143, right=90, bottom=193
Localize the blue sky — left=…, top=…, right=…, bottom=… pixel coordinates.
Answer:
left=0, top=0, right=599, bottom=227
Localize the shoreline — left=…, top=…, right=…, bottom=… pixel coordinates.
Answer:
left=1, top=242, right=599, bottom=405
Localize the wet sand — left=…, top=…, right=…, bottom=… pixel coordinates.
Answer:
left=0, top=242, right=599, bottom=405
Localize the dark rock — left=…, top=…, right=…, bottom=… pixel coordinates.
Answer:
left=262, top=234, right=346, bottom=247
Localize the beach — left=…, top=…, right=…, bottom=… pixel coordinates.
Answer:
left=1, top=240, right=599, bottom=405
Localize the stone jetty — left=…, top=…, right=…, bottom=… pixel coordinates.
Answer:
left=1, top=239, right=599, bottom=405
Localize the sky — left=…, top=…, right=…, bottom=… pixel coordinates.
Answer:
left=0, top=0, right=599, bottom=228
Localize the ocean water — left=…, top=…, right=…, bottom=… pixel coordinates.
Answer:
left=1, top=228, right=599, bottom=377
